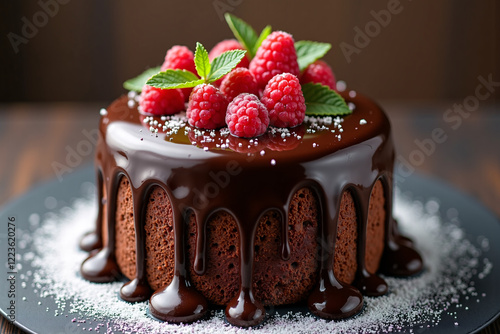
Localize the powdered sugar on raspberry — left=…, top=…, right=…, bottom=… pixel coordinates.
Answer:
left=15, top=183, right=493, bottom=333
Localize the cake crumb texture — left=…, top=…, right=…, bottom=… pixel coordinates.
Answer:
left=114, top=179, right=386, bottom=303
left=365, top=180, right=385, bottom=274
left=144, top=185, right=176, bottom=290
left=334, top=190, right=358, bottom=284
left=115, top=177, right=137, bottom=279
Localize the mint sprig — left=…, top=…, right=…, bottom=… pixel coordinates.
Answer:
left=223, top=14, right=333, bottom=71
left=302, top=83, right=351, bottom=116
left=207, top=49, right=246, bottom=82
left=194, top=42, right=211, bottom=80
left=123, top=66, right=161, bottom=92
left=146, top=42, right=246, bottom=90
left=224, top=13, right=271, bottom=59
left=146, top=70, right=204, bottom=89
left=295, top=41, right=332, bottom=71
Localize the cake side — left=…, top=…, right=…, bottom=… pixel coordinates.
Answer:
left=114, top=180, right=386, bottom=306
left=77, top=14, right=425, bottom=327
left=365, top=180, right=385, bottom=274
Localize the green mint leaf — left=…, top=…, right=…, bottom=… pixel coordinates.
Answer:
left=194, top=42, right=211, bottom=80
left=147, top=69, right=203, bottom=89
left=295, top=41, right=332, bottom=71
left=224, top=13, right=258, bottom=59
left=302, top=83, right=351, bottom=116
left=123, top=66, right=161, bottom=92
left=253, top=25, right=272, bottom=56
left=207, top=49, right=247, bottom=82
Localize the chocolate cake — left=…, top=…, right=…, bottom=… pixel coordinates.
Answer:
left=79, top=90, right=423, bottom=327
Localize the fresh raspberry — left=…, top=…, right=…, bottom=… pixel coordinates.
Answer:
left=249, top=31, right=300, bottom=89
left=161, top=45, right=197, bottom=101
left=161, top=45, right=196, bottom=73
left=260, top=73, right=306, bottom=128
left=187, top=84, right=228, bottom=129
left=139, top=84, right=185, bottom=116
left=226, top=93, right=269, bottom=138
left=220, top=68, right=259, bottom=100
left=208, top=39, right=250, bottom=68
left=300, top=60, right=336, bottom=90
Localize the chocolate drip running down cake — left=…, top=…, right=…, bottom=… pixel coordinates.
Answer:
left=79, top=90, right=423, bottom=327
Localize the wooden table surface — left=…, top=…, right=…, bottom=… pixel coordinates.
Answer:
left=0, top=100, right=499, bottom=333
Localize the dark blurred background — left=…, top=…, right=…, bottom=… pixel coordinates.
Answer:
left=1, top=0, right=499, bottom=103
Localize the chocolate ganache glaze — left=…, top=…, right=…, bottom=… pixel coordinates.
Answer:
left=79, top=90, right=423, bottom=327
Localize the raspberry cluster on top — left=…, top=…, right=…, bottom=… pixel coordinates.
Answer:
left=126, top=14, right=344, bottom=140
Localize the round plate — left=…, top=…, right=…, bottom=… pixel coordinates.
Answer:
left=0, top=166, right=499, bottom=333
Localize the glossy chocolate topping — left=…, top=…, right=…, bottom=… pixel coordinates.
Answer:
left=80, top=91, right=423, bottom=327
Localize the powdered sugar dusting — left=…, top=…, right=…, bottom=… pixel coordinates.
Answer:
left=17, top=187, right=493, bottom=333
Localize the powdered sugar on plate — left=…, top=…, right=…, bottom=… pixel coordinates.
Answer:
left=17, top=187, right=493, bottom=333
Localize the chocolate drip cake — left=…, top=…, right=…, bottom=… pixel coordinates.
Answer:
left=79, top=14, right=422, bottom=327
